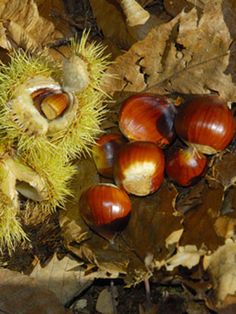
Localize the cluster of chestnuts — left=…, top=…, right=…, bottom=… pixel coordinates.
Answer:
left=79, top=94, right=236, bottom=238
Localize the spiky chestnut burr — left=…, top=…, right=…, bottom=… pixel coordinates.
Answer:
left=0, top=31, right=110, bottom=160
left=0, top=145, right=27, bottom=251
left=0, top=189, right=27, bottom=252
left=16, top=149, right=76, bottom=215
left=0, top=31, right=110, bottom=251
left=0, top=144, right=75, bottom=251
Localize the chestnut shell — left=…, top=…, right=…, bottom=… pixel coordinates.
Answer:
left=119, top=94, right=176, bottom=147
left=175, top=96, right=235, bottom=154
left=92, top=133, right=126, bottom=178
left=79, top=184, right=132, bottom=232
left=166, top=147, right=207, bottom=186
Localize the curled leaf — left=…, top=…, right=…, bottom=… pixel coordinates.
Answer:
left=103, top=0, right=236, bottom=101
left=0, top=0, right=59, bottom=51
left=204, top=240, right=236, bottom=307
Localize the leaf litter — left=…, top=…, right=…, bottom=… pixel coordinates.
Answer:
left=0, top=0, right=60, bottom=51
left=103, top=0, right=236, bottom=102
left=0, top=267, right=72, bottom=314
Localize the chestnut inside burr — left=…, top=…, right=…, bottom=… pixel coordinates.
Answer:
left=31, top=88, right=70, bottom=120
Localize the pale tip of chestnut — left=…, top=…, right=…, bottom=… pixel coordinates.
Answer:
left=121, top=161, right=157, bottom=196
left=114, top=141, right=165, bottom=196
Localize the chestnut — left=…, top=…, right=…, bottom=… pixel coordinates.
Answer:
left=79, top=183, right=132, bottom=234
left=92, top=133, right=126, bottom=178
left=166, top=147, right=207, bottom=186
left=119, top=94, right=176, bottom=147
left=114, top=141, right=165, bottom=196
left=175, top=96, right=235, bottom=154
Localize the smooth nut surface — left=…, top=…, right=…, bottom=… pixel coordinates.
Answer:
left=175, top=96, right=235, bottom=154
left=119, top=94, right=176, bottom=147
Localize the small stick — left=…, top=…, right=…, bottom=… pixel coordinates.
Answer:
left=110, top=280, right=118, bottom=314
left=144, top=276, right=152, bottom=305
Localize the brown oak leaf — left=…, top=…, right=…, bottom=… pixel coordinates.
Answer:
left=103, top=0, right=236, bottom=102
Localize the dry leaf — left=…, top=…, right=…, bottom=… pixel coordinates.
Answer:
left=214, top=184, right=236, bottom=240
left=204, top=240, right=236, bottom=307
left=139, top=302, right=158, bottom=314
left=219, top=305, right=236, bottom=314
left=165, top=229, right=184, bottom=247
left=0, top=268, right=71, bottom=314
left=123, top=182, right=182, bottom=262
left=163, top=0, right=206, bottom=16
left=211, top=152, right=236, bottom=188
left=163, top=0, right=192, bottom=16
left=30, top=254, right=93, bottom=305
left=138, top=0, right=154, bottom=6
left=206, top=152, right=236, bottom=240
left=60, top=158, right=100, bottom=245
left=180, top=180, right=224, bottom=251
left=96, top=288, right=117, bottom=314
left=175, top=180, right=205, bottom=214
left=165, top=245, right=206, bottom=271
left=0, top=0, right=60, bottom=51
left=187, top=0, right=208, bottom=9
left=35, top=0, right=72, bottom=37
left=89, top=0, right=164, bottom=54
left=89, top=0, right=135, bottom=51
left=215, top=216, right=236, bottom=240
left=103, top=0, right=236, bottom=101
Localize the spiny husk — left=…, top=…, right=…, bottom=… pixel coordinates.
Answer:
left=0, top=32, right=110, bottom=161
left=0, top=143, right=75, bottom=251
left=0, top=191, right=27, bottom=253
left=51, top=87, right=108, bottom=160
left=69, top=31, right=111, bottom=93
left=52, top=31, right=111, bottom=160
left=0, top=32, right=110, bottom=251
left=19, top=149, right=76, bottom=216
left=0, top=145, right=27, bottom=252
left=0, top=50, right=60, bottom=155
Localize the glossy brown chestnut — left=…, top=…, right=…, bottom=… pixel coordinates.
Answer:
left=92, top=133, right=126, bottom=178
left=79, top=183, right=132, bottom=233
left=175, top=96, right=235, bottom=154
left=114, top=141, right=165, bottom=196
left=166, top=147, right=207, bottom=186
left=119, top=94, right=176, bottom=147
